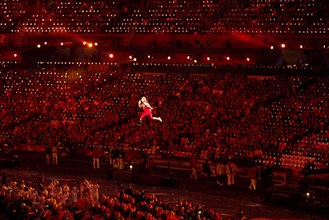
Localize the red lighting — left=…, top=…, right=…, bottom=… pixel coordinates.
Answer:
left=246, top=57, right=250, bottom=61
left=94, top=42, right=98, bottom=46
left=300, top=45, right=303, bottom=49
left=88, top=43, right=93, bottom=48
left=167, top=56, right=171, bottom=60
left=60, top=42, right=64, bottom=46
left=207, top=57, right=210, bottom=61
left=83, top=42, right=87, bottom=45
left=14, top=53, right=17, bottom=57
left=281, top=43, right=286, bottom=48
left=226, top=57, right=230, bottom=61
left=270, top=45, right=274, bottom=50
left=109, top=54, right=114, bottom=58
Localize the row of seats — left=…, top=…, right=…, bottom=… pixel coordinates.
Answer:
left=1, top=0, right=328, bottom=34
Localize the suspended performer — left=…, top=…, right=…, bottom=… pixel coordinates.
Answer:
left=138, top=96, right=162, bottom=123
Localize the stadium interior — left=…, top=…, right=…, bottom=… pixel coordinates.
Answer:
left=1, top=0, right=329, bottom=219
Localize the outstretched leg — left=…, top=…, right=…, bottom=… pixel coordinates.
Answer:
left=152, top=117, right=162, bottom=122
left=148, top=110, right=162, bottom=122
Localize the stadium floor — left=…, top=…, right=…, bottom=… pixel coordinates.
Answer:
left=0, top=151, right=327, bottom=220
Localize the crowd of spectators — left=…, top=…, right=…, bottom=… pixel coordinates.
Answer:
left=0, top=64, right=328, bottom=171
left=1, top=0, right=329, bottom=34
left=0, top=175, right=233, bottom=219
left=0, top=0, right=27, bottom=33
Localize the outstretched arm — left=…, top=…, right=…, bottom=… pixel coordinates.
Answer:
left=143, top=101, right=153, bottom=110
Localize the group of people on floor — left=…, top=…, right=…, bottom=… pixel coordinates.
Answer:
left=190, top=159, right=238, bottom=186
left=0, top=174, right=240, bottom=219
left=190, top=157, right=275, bottom=191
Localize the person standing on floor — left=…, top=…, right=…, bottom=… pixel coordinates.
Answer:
left=225, top=161, right=232, bottom=185
left=92, top=146, right=103, bottom=169
left=51, top=142, right=59, bottom=165
left=45, top=145, right=52, bottom=165
left=216, top=161, right=225, bottom=186
left=190, top=156, right=198, bottom=180
left=249, top=165, right=258, bottom=190
left=230, top=161, right=238, bottom=185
